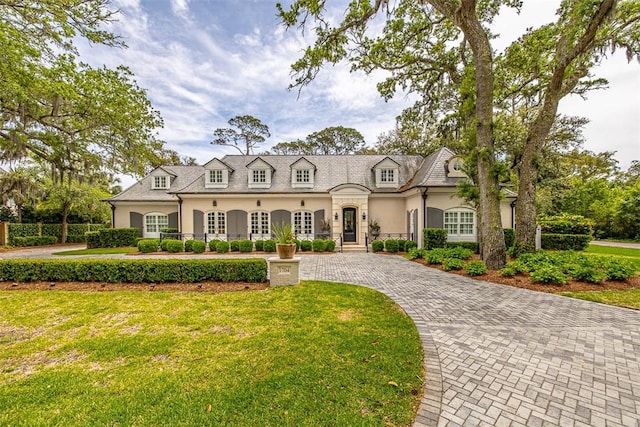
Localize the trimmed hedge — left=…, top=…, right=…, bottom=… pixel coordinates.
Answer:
left=385, top=239, right=399, bottom=253
left=372, top=240, right=384, bottom=252
left=95, top=228, right=139, bottom=248
left=86, top=231, right=101, bottom=249
left=424, top=228, right=447, bottom=250
left=312, top=239, right=327, bottom=252
left=254, top=239, right=265, bottom=251
left=239, top=240, right=253, bottom=253
left=165, top=239, right=184, bottom=253
left=137, top=239, right=159, bottom=253
left=208, top=239, right=222, bottom=251
left=230, top=240, right=240, bottom=252
left=216, top=241, right=230, bottom=253
left=12, top=236, right=58, bottom=247
left=8, top=223, right=108, bottom=245
left=191, top=240, right=206, bottom=253
left=300, top=240, right=312, bottom=251
left=405, top=241, right=418, bottom=251
left=541, top=234, right=592, bottom=251
left=325, top=239, right=336, bottom=252
left=263, top=240, right=276, bottom=253
left=0, top=258, right=268, bottom=283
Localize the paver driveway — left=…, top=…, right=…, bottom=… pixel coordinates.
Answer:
left=301, top=253, right=640, bottom=427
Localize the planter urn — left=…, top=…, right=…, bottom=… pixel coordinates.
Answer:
left=276, top=243, right=297, bottom=259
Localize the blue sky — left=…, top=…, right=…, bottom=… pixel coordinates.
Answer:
left=77, top=0, right=639, bottom=183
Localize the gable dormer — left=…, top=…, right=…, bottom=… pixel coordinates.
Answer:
left=290, top=157, right=316, bottom=189
left=372, top=157, right=400, bottom=188
left=203, top=158, right=234, bottom=189
left=446, top=156, right=467, bottom=178
left=150, top=167, right=175, bottom=190
left=246, top=157, right=274, bottom=189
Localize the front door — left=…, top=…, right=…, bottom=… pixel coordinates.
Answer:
left=343, top=207, right=356, bottom=243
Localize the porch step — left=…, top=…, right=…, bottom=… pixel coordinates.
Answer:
left=341, top=245, right=368, bottom=253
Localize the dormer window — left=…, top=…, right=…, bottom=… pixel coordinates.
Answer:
left=247, top=157, right=273, bottom=189
left=204, top=158, right=233, bottom=189
left=380, top=169, right=395, bottom=183
left=447, top=156, right=467, bottom=178
left=209, top=170, right=223, bottom=183
left=296, top=169, right=310, bottom=183
left=152, top=175, right=169, bottom=189
left=252, top=169, right=267, bottom=183
left=373, top=157, right=400, bottom=188
left=290, top=157, right=316, bottom=189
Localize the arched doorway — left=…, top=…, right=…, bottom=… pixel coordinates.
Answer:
left=343, top=207, right=356, bottom=243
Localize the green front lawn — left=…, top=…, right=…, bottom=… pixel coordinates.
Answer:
left=52, top=247, right=139, bottom=255
left=560, top=289, right=640, bottom=310
left=0, top=282, right=423, bottom=426
left=585, top=244, right=640, bottom=271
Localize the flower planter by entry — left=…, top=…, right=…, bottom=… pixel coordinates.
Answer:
left=276, top=243, right=297, bottom=259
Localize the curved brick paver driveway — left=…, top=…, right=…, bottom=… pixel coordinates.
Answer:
left=301, top=253, right=640, bottom=427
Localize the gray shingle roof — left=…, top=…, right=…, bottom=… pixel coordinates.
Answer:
left=107, top=165, right=204, bottom=202
left=107, top=148, right=483, bottom=201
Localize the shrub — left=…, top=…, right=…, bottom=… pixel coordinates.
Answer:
left=97, top=228, right=139, bottom=248
left=443, top=258, right=465, bottom=271
left=530, top=265, right=567, bottom=285
left=160, top=239, right=170, bottom=251
left=8, top=223, right=39, bottom=245
left=396, top=239, right=407, bottom=252
left=184, top=239, right=195, bottom=252
left=605, top=259, right=636, bottom=281
left=208, top=239, right=222, bottom=251
left=571, top=265, right=606, bottom=284
left=0, top=258, right=268, bottom=283
left=325, top=239, right=336, bottom=252
left=12, top=236, right=58, bottom=247
left=424, top=228, right=447, bottom=250
left=263, top=240, right=276, bottom=253
left=165, top=239, right=184, bottom=253
left=408, top=248, right=427, bottom=260
left=191, top=240, right=206, bottom=254
left=538, top=214, right=593, bottom=235
left=300, top=240, right=312, bottom=252
left=293, top=239, right=301, bottom=252
left=229, top=240, right=240, bottom=251
left=503, top=228, right=515, bottom=249
left=446, top=241, right=480, bottom=253
left=137, top=239, right=159, bottom=253
left=41, top=224, right=62, bottom=242
left=446, top=247, right=474, bottom=260
left=371, top=240, right=384, bottom=253
left=66, top=235, right=86, bottom=244
left=160, top=228, right=179, bottom=234
left=427, top=248, right=447, bottom=265
left=541, top=234, right=592, bottom=251
left=384, top=239, right=399, bottom=253
left=465, top=260, right=488, bottom=276
left=404, top=241, right=418, bottom=252
left=216, top=241, right=230, bottom=253
left=312, top=239, right=327, bottom=252
left=238, top=240, right=253, bottom=253
left=86, top=231, right=101, bottom=249
left=254, top=240, right=265, bottom=251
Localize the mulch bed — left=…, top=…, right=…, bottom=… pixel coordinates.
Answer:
left=413, top=258, right=640, bottom=293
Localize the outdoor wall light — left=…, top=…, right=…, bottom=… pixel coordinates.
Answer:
left=362, top=212, right=367, bottom=220
left=212, top=200, right=217, bottom=207
left=257, top=200, right=261, bottom=207
left=301, top=199, right=305, bottom=207
left=334, top=212, right=339, bottom=221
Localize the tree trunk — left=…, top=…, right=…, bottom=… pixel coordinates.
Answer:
left=515, top=144, right=538, bottom=252
left=457, top=0, right=506, bottom=270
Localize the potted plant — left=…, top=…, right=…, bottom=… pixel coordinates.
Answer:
left=272, top=221, right=296, bottom=259
left=369, top=219, right=381, bottom=238
left=320, top=218, right=331, bottom=237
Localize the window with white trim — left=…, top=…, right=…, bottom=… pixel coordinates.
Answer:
left=144, top=213, right=168, bottom=237
left=293, top=211, right=313, bottom=236
left=209, top=170, right=223, bottom=183
left=207, top=211, right=226, bottom=235
left=250, top=211, right=270, bottom=235
left=152, top=175, right=169, bottom=189
left=380, top=169, right=395, bottom=183
left=444, top=209, right=475, bottom=237
left=252, top=169, right=266, bottom=183
left=296, top=169, right=310, bottom=183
